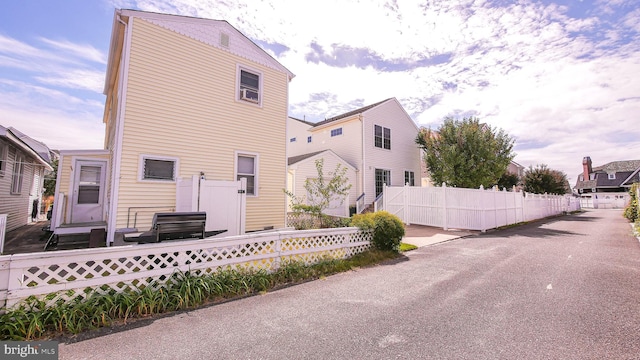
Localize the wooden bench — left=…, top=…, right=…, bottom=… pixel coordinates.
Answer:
left=124, top=212, right=207, bottom=243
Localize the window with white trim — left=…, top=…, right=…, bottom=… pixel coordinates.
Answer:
left=0, top=141, right=7, bottom=177
left=608, top=173, right=615, bottom=180
left=140, top=156, right=177, bottom=181
left=11, top=153, right=25, bottom=194
left=404, top=171, right=415, bottom=186
left=307, top=136, right=312, bottom=143
left=238, top=67, right=261, bottom=104
left=290, top=137, right=297, bottom=142
left=374, top=125, right=391, bottom=149
left=331, top=128, right=342, bottom=137
left=375, top=169, right=390, bottom=197
left=237, top=153, right=257, bottom=195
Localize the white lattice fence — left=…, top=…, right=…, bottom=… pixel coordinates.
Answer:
left=0, top=227, right=371, bottom=308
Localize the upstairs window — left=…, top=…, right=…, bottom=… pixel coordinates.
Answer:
left=290, top=137, right=297, bottom=143
left=0, top=141, right=7, bottom=177
left=608, top=173, right=615, bottom=180
left=307, top=136, right=312, bottom=143
left=331, top=128, right=343, bottom=137
left=238, top=67, right=261, bottom=104
left=140, top=155, right=177, bottom=182
left=374, top=125, right=391, bottom=149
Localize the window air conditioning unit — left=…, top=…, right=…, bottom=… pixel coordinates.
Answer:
left=240, top=89, right=259, bottom=103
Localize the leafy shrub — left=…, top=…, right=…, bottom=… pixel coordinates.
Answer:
left=351, top=211, right=405, bottom=252
left=623, top=183, right=639, bottom=223
left=350, top=213, right=375, bottom=230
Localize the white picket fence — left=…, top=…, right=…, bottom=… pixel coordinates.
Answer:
left=0, top=227, right=371, bottom=309
left=382, top=184, right=580, bottom=232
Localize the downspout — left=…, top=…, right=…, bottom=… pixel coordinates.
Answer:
left=360, top=114, right=365, bottom=206
left=106, top=14, right=132, bottom=245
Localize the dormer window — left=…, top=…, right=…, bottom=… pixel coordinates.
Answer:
left=589, top=173, right=595, bottom=180
left=608, top=173, right=615, bottom=180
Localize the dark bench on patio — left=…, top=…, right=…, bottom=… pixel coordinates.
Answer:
left=124, top=212, right=207, bottom=243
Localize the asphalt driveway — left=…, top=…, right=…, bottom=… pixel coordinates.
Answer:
left=59, top=209, right=640, bottom=359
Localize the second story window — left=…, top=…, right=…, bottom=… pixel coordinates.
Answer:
left=331, top=128, right=343, bottom=137
left=0, top=141, right=7, bottom=177
left=307, top=136, right=312, bottom=143
left=290, top=137, right=297, bottom=142
left=608, top=173, right=615, bottom=180
left=375, top=125, right=391, bottom=149
left=238, top=67, right=261, bottom=105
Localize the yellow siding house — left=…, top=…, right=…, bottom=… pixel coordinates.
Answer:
left=51, top=9, right=294, bottom=245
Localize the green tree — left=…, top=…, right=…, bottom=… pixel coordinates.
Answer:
left=623, top=183, right=638, bottom=222
left=522, top=164, right=569, bottom=195
left=43, top=158, right=58, bottom=197
left=285, top=158, right=352, bottom=215
left=497, top=172, right=520, bottom=190
left=415, top=117, right=515, bottom=188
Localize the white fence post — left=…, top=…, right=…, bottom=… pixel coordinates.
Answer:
left=403, top=183, right=410, bottom=225
left=0, top=214, right=7, bottom=255
left=442, top=183, right=448, bottom=231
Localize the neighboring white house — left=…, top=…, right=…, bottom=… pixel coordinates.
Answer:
left=287, top=98, right=422, bottom=213
left=287, top=150, right=357, bottom=217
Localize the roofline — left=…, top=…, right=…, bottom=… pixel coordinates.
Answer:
left=114, top=9, right=295, bottom=80
left=0, top=127, right=53, bottom=171
left=311, top=98, right=394, bottom=129
left=288, top=116, right=315, bottom=126
left=288, top=149, right=357, bottom=171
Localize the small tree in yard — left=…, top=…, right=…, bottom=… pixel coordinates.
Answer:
left=623, top=183, right=638, bottom=223
left=522, top=164, right=569, bottom=195
left=285, top=158, right=352, bottom=220
left=416, top=117, right=515, bottom=189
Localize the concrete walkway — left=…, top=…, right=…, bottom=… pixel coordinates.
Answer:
left=402, top=224, right=476, bottom=247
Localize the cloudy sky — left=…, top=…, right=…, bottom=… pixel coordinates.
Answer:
left=1, top=0, right=639, bottom=186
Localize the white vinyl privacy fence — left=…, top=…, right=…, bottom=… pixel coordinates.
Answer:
left=381, top=184, right=580, bottom=232
left=0, top=227, right=371, bottom=309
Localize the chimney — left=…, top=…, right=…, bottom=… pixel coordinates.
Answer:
left=582, top=156, right=592, bottom=181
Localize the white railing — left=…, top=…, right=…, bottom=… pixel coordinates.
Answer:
left=381, top=184, right=580, bottom=232
left=0, top=214, right=7, bottom=255
left=0, top=227, right=371, bottom=309
left=355, top=193, right=365, bottom=214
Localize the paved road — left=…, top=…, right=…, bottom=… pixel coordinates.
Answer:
left=59, top=209, right=640, bottom=359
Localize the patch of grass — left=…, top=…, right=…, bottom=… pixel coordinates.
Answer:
left=399, top=243, right=418, bottom=252
left=0, top=249, right=400, bottom=341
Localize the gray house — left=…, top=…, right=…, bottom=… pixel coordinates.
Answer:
left=0, top=125, right=54, bottom=232
left=574, top=156, right=640, bottom=208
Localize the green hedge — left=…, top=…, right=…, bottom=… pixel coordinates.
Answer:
left=351, top=211, right=405, bottom=252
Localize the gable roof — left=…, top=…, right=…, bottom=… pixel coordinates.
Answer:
left=104, top=9, right=295, bottom=95
left=0, top=125, right=54, bottom=171
left=311, top=98, right=392, bottom=128
left=288, top=150, right=357, bottom=172
left=288, top=150, right=326, bottom=165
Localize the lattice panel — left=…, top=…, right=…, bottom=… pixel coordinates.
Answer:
left=281, top=234, right=345, bottom=252
left=7, top=229, right=371, bottom=308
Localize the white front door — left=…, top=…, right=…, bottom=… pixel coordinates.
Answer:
left=71, top=160, right=106, bottom=223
